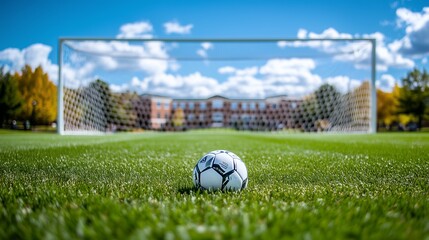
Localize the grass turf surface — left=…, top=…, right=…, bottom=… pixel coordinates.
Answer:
left=0, top=130, right=428, bottom=239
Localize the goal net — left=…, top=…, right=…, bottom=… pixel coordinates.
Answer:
left=58, top=38, right=376, bottom=134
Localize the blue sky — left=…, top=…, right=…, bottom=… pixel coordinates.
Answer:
left=0, top=0, right=428, bottom=98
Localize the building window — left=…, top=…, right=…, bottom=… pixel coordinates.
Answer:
left=250, top=102, right=256, bottom=110
left=212, top=112, right=223, bottom=122
left=157, top=113, right=161, bottom=118
left=189, top=102, right=194, bottom=110
left=156, top=101, right=161, bottom=109
left=200, top=102, right=206, bottom=110
left=242, top=102, right=248, bottom=110
left=164, top=102, right=170, bottom=109
left=291, top=102, right=297, bottom=109
left=173, top=102, right=178, bottom=109
left=259, top=102, right=266, bottom=109
left=164, top=113, right=169, bottom=119
left=188, top=113, right=195, bottom=121
left=212, top=100, right=223, bottom=109
left=180, top=102, right=186, bottom=109
left=272, top=103, right=277, bottom=109
left=241, top=114, right=250, bottom=122
left=231, top=102, right=238, bottom=110
left=199, top=113, right=205, bottom=120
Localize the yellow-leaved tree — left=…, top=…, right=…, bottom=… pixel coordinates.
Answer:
left=16, top=65, right=57, bottom=125
left=377, top=88, right=397, bottom=128
left=392, top=83, right=415, bottom=126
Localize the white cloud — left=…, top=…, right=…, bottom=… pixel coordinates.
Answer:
left=110, top=83, right=129, bottom=93
left=216, top=58, right=323, bottom=98
left=138, top=72, right=220, bottom=98
left=279, top=28, right=415, bottom=71
left=116, top=21, right=153, bottom=39
left=164, top=20, right=193, bottom=34
left=218, top=66, right=258, bottom=76
left=325, top=76, right=361, bottom=93
left=196, top=42, right=213, bottom=59
left=376, top=74, right=397, bottom=92
left=393, top=7, right=429, bottom=56
left=0, top=43, right=58, bottom=83
left=62, top=62, right=96, bottom=88
left=218, top=66, right=236, bottom=74
left=278, top=28, right=353, bottom=52
left=196, top=49, right=208, bottom=58
left=64, top=40, right=170, bottom=75
left=221, top=75, right=266, bottom=98
left=201, top=42, right=213, bottom=50
left=131, top=76, right=149, bottom=91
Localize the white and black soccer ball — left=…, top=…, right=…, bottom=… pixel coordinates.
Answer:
left=193, top=150, right=248, bottom=191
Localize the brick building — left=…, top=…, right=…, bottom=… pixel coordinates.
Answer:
left=141, top=94, right=302, bottom=131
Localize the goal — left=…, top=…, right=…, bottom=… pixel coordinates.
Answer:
left=58, top=38, right=376, bottom=134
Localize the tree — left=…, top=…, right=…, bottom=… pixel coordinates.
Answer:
left=377, top=88, right=396, bottom=129
left=172, top=108, right=184, bottom=129
left=16, top=65, right=57, bottom=125
left=397, top=68, right=429, bottom=130
left=81, top=79, right=111, bottom=131
left=298, top=84, right=341, bottom=131
left=314, top=83, right=341, bottom=121
left=0, top=67, right=24, bottom=126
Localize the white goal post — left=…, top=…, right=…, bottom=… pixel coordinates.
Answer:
left=57, top=38, right=376, bottom=134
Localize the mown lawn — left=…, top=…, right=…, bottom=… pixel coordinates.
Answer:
left=0, top=130, right=428, bottom=239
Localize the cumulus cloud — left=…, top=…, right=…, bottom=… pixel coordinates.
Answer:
left=196, top=42, right=213, bottom=59
left=134, top=72, right=220, bottom=98
left=325, top=76, right=361, bottom=93
left=64, top=40, right=170, bottom=75
left=277, top=28, right=353, bottom=52
left=392, top=7, right=429, bottom=56
left=259, top=58, right=316, bottom=75
left=116, top=21, right=153, bottom=39
left=164, top=20, right=193, bottom=34
left=0, top=43, right=58, bottom=83
left=216, top=58, right=327, bottom=98
left=279, top=27, right=415, bottom=71
left=219, top=66, right=258, bottom=76
left=61, top=62, right=96, bottom=88
left=376, top=74, right=397, bottom=92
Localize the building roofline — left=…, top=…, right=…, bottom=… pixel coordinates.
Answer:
left=141, top=93, right=303, bottom=101
left=141, top=93, right=172, bottom=99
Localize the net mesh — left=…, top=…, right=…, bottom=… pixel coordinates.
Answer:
left=59, top=39, right=374, bottom=134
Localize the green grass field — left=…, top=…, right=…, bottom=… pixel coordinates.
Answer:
left=0, top=130, right=428, bottom=239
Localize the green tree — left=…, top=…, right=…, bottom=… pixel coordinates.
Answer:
left=110, top=91, right=139, bottom=131
left=82, top=79, right=111, bottom=131
left=397, top=68, right=429, bottom=130
left=0, top=67, right=24, bottom=126
left=299, top=84, right=341, bottom=131
left=314, top=83, right=341, bottom=121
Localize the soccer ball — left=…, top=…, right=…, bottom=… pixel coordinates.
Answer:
left=193, top=150, right=248, bottom=191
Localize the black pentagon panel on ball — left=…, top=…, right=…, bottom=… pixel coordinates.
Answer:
left=197, top=153, right=215, bottom=172
left=212, top=152, right=235, bottom=174
left=241, top=178, right=248, bottom=190
left=193, top=167, right=201, bottom=188
left=223, top=171, right=244, bottom=191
